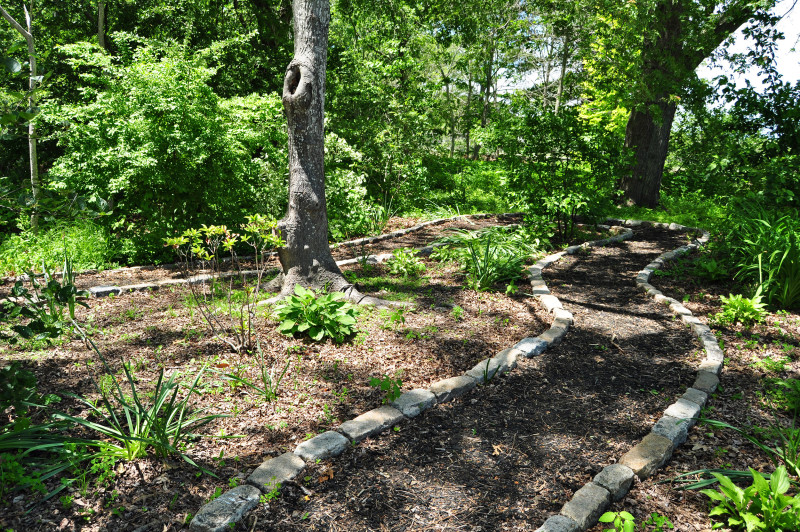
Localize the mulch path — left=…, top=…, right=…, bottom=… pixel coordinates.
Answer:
left=240, top=227, right=701, bottom=531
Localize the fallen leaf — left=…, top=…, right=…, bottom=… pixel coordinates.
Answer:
left=492, top=444, right=503, bottom=456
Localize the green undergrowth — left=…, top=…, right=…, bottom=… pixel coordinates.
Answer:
left=606, top=191, right=727, bottom=229
left=0, top=222, right=117, bottom=276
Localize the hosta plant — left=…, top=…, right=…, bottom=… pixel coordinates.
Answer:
left=386, top=248, right=426, bottom=278
left=273, top=285, right=358, bottom=342
left=701, top=466, right=800, bottom=532
left=713, top=288, right=768, bottom=327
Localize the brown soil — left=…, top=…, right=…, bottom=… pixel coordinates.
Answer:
left=3, top=222, right=784, bottom=532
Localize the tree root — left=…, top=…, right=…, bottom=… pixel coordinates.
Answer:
left=259, top=271, right=409, bottom=309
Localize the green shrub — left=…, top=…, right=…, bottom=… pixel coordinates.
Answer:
left=386, top=249, right=426, bottom=278
left=701, top=466, right=800, bottom=532
left=273, top=285, right=359, bottom=342
left=718, top=201, right=800, bottom=310
left=369, top=375, right=403, bottom=403
left=433, top=226, right=538, bottom=291
left=0, top=255, right=89, bottom=344
left=0, top=221, right=114, bottom=276
left=45, top=41, right=287, bottom=263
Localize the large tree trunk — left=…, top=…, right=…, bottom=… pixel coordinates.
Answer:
left=617, top=0, right=759, bottom=207
left=619, top=100, right=676, bottom=207
left=271, top=0, right=388, bottom=306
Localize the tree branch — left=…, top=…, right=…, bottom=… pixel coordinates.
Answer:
left=0, top=3, right=32, bottom=40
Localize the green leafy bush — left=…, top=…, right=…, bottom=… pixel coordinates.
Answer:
left=58, top=346, right=222, bottom=467
left=386, top=248, right=426, bottom=278
left=433, top=227, right=533, bottom=291
left=369, top=375, right=403, bottom=403
left=718, top=202, right=800, bottom=310
left=701, top=466, right=800, bottom=532
left=46, top=41, right=287, bottom=263
left=166, top=215, right=283, bottom=353
left=273, top=285, right=359, bottom=342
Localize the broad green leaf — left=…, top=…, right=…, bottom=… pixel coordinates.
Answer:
left=2, top=56, right=21, bottom=73
left=770, top=466, right=790, bottom=495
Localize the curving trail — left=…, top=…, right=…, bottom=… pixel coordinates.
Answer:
left=227, top=225, right=708, bottom=532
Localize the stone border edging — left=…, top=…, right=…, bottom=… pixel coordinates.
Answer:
left=533, top=219, right=714, bottom=532
left=187, top=223, right=635, bottom=532
left=36, top=212, right=520, bottom=300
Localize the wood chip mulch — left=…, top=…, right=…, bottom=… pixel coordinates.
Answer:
left=5, top=223, right=783, bottom=532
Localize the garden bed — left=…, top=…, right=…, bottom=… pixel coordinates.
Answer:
left=1, top=214, right=585, bottom=531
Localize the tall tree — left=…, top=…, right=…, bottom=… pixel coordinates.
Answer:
left=271, top=0, right=387, bottom=305
left=0, top=2, right=40, bottom=231
left=601, top=0, right=778, bottom=206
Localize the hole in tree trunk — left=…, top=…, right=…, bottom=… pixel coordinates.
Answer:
left=286, top=66, right=301, bottom=95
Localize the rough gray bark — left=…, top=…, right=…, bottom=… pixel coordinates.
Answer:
left=619, top=101, right=676, bottom=207
left=0, top=2, right=39, bottom=232
left=619, top=0, right=764, bottom=207
left=98, top=0, right=106, bottom=49
left=270, top=0, right=392, bottom=306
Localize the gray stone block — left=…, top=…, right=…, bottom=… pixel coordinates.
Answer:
left=620, top=433, right=674, bottom=479
left=467, top=357, right=503, bottom=384
left=531, top=287, right=551, bottom=296
left=669, top=223, right=686, bottom=231
left=530, top=278, right=548, bottom=289
left=593, top=464, right=635, bottom=501
left=653, top=294, right=669, bottom=305
left=294, top=430, right=350, bottom=462
left=494, top=348, right=520, bottom=372
left=636, top=272, right=651, bottom=283
left=514, top=337, right=549, bottom=358
left=534, top=515, right=580, bottom=532
left=338, top=405, right=405, bottom=443
left=664, top=398, right=702, bottom=422
left=691, top=322, right=712, bottom=337
left=89, top=285, right=121, bottom=297
left=681, top=388, right=708, bottom=408
left=553, top=308, right=574, bottom=324
left=539, top=325, right=568, bottom=346
left=120, top=283, right=159, bottom=293
left=247, top=452, right=305, bottom=493
left=693, top=370, right=720, bottom=394
left=681, top=315, right=702, bottom=326
left=553, top=316, right=573, bottom=331
left=559, top=482, right=611, bottom=530
left=646, top=287, right=663, bottom=298
left=703, top=343, right=725, bottom=363
left=429, top=375, right=477, bottom=403
left=544, top=252, right=566, bottom=262
left=189, top=485, right=261, bottom=532
left=538, top=294, right=563, bottom=312
left=528, top=266, right=544, bottom=278
left=565, top=245, right=581, bottom=255
left=669, top=303, right=692, bottom=316
left=651, top=415, right=690, bottom=450
left=390, top=389, right=436, bottom=418
left=699, top=358, right=724, bottom=375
